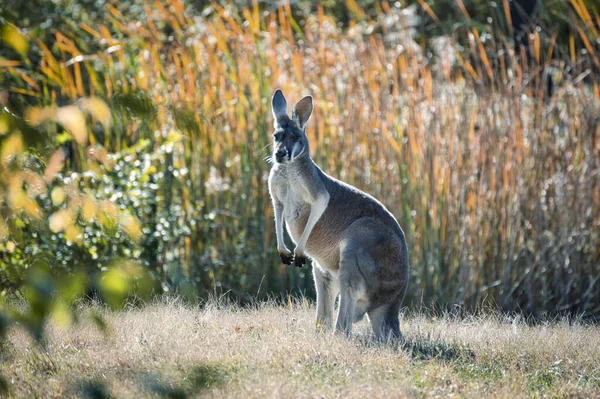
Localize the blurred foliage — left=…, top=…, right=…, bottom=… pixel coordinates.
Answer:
left=0, top=0, right=598, bottom=366
left=0, top=98, right=156, bottom=343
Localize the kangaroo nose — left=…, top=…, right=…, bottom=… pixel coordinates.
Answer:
left=275, top=149, right=287, bottom=162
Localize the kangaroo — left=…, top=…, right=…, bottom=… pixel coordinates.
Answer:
left=267, top=89, right=410, bottom=341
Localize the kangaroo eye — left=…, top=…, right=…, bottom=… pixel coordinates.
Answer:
left=273, top=132, right=283, bottom=140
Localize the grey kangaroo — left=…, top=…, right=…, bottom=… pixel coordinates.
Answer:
left=267, top=89, right=410, bottom=341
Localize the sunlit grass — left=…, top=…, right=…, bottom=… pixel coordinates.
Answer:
left=2, top=299, right=600, bottom=397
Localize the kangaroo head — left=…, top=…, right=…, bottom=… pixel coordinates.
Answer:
left=271, top=89, right=313, bottom=164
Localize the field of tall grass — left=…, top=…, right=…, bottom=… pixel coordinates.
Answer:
left=0, top=0, right=598, bottom=325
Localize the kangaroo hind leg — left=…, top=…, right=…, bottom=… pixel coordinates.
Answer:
left=313, top=263, right=339, bottom=331
left=335, top=249, right=368, bottom=336
left=367, top=300, right=402, bottom=344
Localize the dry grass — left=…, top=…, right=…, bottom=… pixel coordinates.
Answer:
left=1, top=298, right=599, bottom=398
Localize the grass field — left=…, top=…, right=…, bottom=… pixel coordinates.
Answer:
left=2, top=298, right=599, bottom=398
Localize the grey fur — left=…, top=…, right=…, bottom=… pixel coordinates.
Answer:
left=268, top=90, right=409, bottom=342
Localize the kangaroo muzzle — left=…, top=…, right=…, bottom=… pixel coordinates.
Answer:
left=275, top=148, right=289, bottom=163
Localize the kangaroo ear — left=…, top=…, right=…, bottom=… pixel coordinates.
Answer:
left=271, top=89, right=288, bottom=127
left=292, top=96, right=313, bottom=129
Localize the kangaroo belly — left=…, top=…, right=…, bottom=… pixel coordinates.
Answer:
left=285, top=207, right=342, bottom=269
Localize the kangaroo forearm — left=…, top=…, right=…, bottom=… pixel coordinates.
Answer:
left=274, top=203, right=287, bottom=250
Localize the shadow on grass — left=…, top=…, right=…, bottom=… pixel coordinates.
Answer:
left=77, top=363, right=231, bottom=399
left=185, top=364, right=230, bottom=389
left=80, top=380, right=112, bottom=399
left=401, top=336, right=475, bottom=362
left=355, top=331, right=475, bottom=363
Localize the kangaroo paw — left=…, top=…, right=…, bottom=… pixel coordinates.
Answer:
left=279, top=250, right=293, bottom=265
left=294, top=254, right=307, bottom=267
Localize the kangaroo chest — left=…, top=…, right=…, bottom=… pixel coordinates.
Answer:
left=271, top=167, right=311, bottom=242
left=270, top=163, right=342, bottom=269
